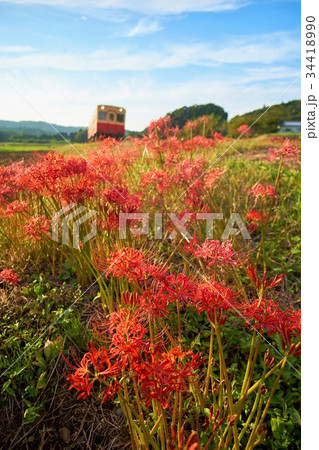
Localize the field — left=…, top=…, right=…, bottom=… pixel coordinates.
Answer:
left=0, top=142, right=91, bottom=166
left=0, top=121, right=301, bottom=449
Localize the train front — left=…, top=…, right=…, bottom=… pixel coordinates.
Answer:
left=88, top=105, right=126, bottom=140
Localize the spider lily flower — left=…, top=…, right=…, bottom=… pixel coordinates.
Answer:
left=0, top=268, right=20, bottom=286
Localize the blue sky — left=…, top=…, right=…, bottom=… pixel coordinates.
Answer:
left=0, top=0, right=300, bottom=130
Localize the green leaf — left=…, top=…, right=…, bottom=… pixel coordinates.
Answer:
left=23, top=406, right=41, bottom=425
left=1, top=379, right=11, bottom=392
left=43, top=335, right=63, bottom=361
left=36, top=371, right=47, bottom=391
left=34, top=351, right=47, bottom=369
left=289, top=407, right=301, bottom=426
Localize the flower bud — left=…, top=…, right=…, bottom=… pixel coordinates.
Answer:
left=227, top=414, right=237, bottom=426
left=213, top=417, right=224, bottom=432
left=264, top=350, right=275, bottom=367
left=288, top=342, right=301, bottom=357
left=179, top=425, right=184, bottom=445
left=257, top=424, right=267, bottom=436
left=170, top=423, right=177, bottom=442
left=212, top=381, right=220, bottom=395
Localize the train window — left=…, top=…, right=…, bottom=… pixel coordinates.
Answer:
left=117, top=114, right=125, bottom=123
left=98, top=111, right=107, bottom=121
left=109, top=113, right=115, bottom=121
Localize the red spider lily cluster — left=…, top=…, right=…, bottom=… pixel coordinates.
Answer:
left=65, top=241, right=300, bottom=448
left=0, top=117, right=300, bottom=448
left=67, top=302, right=203, bottom=409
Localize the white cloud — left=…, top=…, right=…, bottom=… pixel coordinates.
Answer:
left=0, top=45, right=35, bottom=53
left=210, top=32, right=300, bottom=64
left=0, top=68, right=300, bottom=131
left=0, top=31, right=299, bottom=72
left=126, top=18, right=162, bottom=37
left=1, top=0, right=251, bottom=14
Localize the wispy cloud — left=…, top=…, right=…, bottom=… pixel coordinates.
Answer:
left=0, top=31, right=299, bottom=71
left=0, top=65, right=300, bottom=130
left=0, top=45, right=35, bottom=53
left=126, top=18, right=162, bottom=37
left=2, top=0, right=251, bottom=14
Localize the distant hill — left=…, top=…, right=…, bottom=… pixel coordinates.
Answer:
left=228, top=100, right=301, bottom=136
left=168, top=103, right=228, bottom=130
left=0, top=120, right=85, bottom=137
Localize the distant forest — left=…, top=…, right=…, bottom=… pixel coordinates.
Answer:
left=227, top=100, right=301, bottom=136
left=0, top=120, right=87, bottom=143
left=0, top=100, right=300, bottom=143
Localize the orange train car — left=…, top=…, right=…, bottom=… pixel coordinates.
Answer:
left=88, top=105, right=126, bottom=140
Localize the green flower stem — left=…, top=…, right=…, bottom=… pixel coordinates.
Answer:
left=214, top=323, right=240, bottom=450
left=204, top=324, right=215, bottom=403
left=246, top=356, right=287, bottom=448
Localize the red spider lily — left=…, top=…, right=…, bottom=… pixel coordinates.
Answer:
left=120, top=290, right=140, bottom=307
left=173, top=157, right=208, bottom=184
left=133, top=347, right=203, bottom=408
left=246, top=209, right=266, bottom=231
left=184, top=184, right=207, bottom=209
left=250, top=183, right=276, bottom=199
left=100, top=380, right=121, bottom=403
left=93, top=247, right=146, bottom=282
left=93, top=246, right=169, bottom=284
left=59, top=178, right=95, bottom=203
left=62, top=157, right=88, bottom=176
left=141, top=169, right=171, bottom=194
left=0, top=161, right=27, bottom=200
left=23, top=215, right=51, bottom=240
left=212, top=131, right=224, bottom=142
left=136, top=274, right=197, bottom=319
left=186, top=239, right=245, bottom=267
left=268, top=138, right=300, bottom=161
left=192, top=281, right=237, bottom=324
left=144, top=261, right=170, bottom=282
left=247, top=264, right=284, bottom=292
left=97, top=213, right=119, bottom=232
left=163, top=273, right=197, bottom=304
left=277, top=309, right=301, bottom=351
left=101, top=307, right=149, bottom=361
left=0, top=268, right=20, bottom=286
left=242, top=299, right=300, bottom=348
left=147, top=115, right=177, bottom=139
left=237, top=124, right=251, bottom=137
left=66, top=367, right=94, bottom=400
left=102, top=186, right=141, bottom=212
left=65, top=343, right=122, bottom=400
left=199, top=115, right=209, bottom=125
left=2, top=200, right=28, bottom=217
left=184, top=120, right=198, bottom=132
left=242, top=299, right=282, bottom=335
left=139, top=287, right=171, bottom=318
left=204, top=168, right=225, bottom=190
